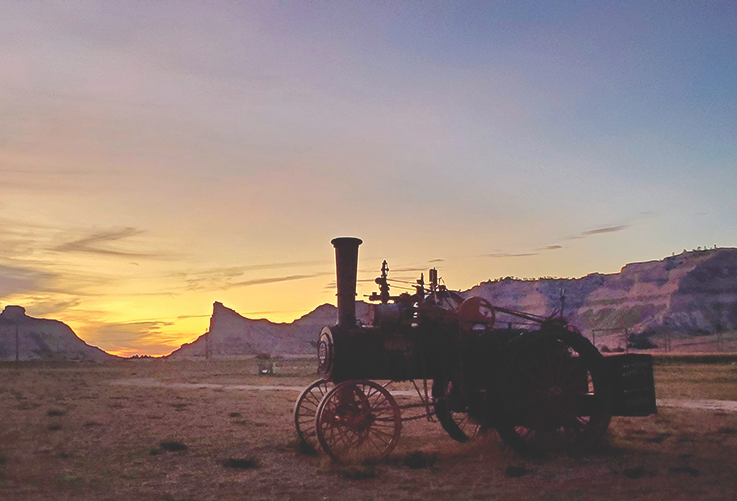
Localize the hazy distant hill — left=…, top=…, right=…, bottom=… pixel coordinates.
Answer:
left=466, top=248, right=737, bottom=336
left=0, top=306, right=114, bottom=361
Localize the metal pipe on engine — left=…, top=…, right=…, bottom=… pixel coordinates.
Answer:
left=331, top=237, right=363, bottom=328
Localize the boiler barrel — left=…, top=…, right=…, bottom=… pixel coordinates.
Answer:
left=317, top=325, right=447, bottom=383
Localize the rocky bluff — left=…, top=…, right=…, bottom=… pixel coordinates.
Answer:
left=0, top=306, right=113, bottom=361
left=467, top=248, right=737, bottom=336
left=167, top=301, right=371, bottom=358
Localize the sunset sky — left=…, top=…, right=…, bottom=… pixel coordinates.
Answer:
left=1, top=2, right=735, bottom=356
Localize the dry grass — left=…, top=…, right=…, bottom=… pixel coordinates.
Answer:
left=0, top=358, right=735, bottom=500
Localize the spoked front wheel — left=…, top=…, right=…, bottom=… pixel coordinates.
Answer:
left=294, top=379, right=333, bottom=451
left=315, top=380, right=402, bottom=463
left=496, top=329, right=612, bottom=456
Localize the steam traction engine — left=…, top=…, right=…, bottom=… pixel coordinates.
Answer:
left=294, top=238, right=657, bottom=462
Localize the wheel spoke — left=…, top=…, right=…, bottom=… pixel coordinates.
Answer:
left=315, top=380, right=401, bottom=463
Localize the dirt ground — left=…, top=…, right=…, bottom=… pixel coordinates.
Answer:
left=1, top=358, right=736, bottom=501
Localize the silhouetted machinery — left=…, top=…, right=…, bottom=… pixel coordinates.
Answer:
left=294, top=238, right=657, bottom=462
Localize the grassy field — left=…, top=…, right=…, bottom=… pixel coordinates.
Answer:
left=0, top=358, right=735, bottom=501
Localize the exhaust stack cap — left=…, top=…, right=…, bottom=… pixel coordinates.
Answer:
left=330, top=237, right=363, bottom=247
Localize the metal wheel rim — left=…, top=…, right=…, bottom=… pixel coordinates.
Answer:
left=315, top=380, right=402, bottom=463
left=294, top=379, right=333, bottom=451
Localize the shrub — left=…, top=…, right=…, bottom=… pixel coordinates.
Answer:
left=222, top=458, right=259, bottom=469
left=159, top=441, right=188, bottom=452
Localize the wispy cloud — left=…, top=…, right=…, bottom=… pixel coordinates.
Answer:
left=177, top=260, right=333, bottom=292
left=18, top=297, right=81, bottom=318
left=54, top=227, right=170, bottom=258
left=428, top=258, right=444, bottom=263
left=0, top=263, right=56, bottom=298
left=227, top=272, right=332, bottom=289
left=79, top=319, right=173, bottom=345
left=0, top=217, right=55, bottom=260
left=238, top=260, right=330, bottom=272
left=176, top=313, right=212, bottom=320
left=580, top=224, right=629, bottom=236
left=560, top=222, right=633, bottom=242
left=179, top=266, right=248, bottom=291
left=483, top=222, right=632, bottom=260
left=485, top=252, right=538, bottom=258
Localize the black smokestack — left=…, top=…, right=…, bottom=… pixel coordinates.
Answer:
left=331, top=237, right=363, bottom=327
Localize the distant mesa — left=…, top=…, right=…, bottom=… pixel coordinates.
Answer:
left=166, top=301, right=370, bottom=359
left=0, top=305, right=114, bottom=361
left=466, top=247, right=737, bottom=342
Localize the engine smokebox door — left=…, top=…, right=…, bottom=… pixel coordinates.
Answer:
left=606, top=354, right=657, bottom=416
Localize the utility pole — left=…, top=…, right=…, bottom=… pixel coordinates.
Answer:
left=559, top=289, right=566, bottom=318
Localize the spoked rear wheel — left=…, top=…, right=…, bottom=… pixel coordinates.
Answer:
left=315, top=380, right=402, bottom=463
left=496, top=329, right=612, bottom=456
left=433, top=380, right=480, bottom=443
left=294, top=379, right=333, bottom=451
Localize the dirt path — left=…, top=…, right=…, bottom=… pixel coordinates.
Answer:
left=657, top=398, right=737, bottom=412
left=110, top=378, right=737, bottom=411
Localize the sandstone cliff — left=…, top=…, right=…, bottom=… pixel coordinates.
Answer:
left=0, top=306, right=114, bottom=361
left=466, top=248, right=737, bottom=336
left=167, top=301, right=371, bottom=358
